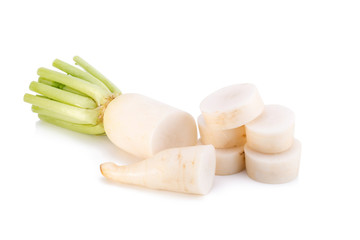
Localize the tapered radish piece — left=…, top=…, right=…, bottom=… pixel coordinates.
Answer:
left=104, top=93, right=198, bottom=159
left=200, top=83, right=264, bottom=130
left=245, top=104, right=295, bottom=153
left=244, top=139, right=301, bottom=184
left=198, top=140, right=245, bottom=175
left=100, top=145, right=216, bottom=195
left=198, top=115, right=246, bottom=148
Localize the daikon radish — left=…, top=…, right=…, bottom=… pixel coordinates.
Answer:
left=244, top=139, right=301, bottom=184
left=200, top=83, right=264, bottom=130
left=104, top=93, right=198, bottom=158
left=245, top=104, right=295, bottom=153
left=198, top=140, right=245, bottom=175
left=198, top=115, right=246, bottom=148
left=215, top=146, right=245, bottom=175
left=100, top=145, right=216, bottom=195
left=23, top=57, right=198, bottom=158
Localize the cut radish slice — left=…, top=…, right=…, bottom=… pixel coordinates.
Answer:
left=198, top=140, right=245, bottom=175
left=245, top=104, right=295, bottom=153
left=244, top=139, right=301, bottom=184
left=198, top=115, right=246, bottom=148
left=200, top=83, right=264, bottom=130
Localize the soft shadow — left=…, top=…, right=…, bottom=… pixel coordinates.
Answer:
left=35, top=120, right=141, bottom=165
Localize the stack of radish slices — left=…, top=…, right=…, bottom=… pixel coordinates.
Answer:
left=199, top=84, right=301, bottom=183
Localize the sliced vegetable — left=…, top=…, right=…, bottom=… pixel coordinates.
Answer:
left=198, top=114, right=246, bottom=149
left=200, top=83, right=264, bottom=130
left=244, top=139, right=301, bottom=184
left=100, top=145, right=216, bottom=195
left=245, top=104, right=295, bottom=153
left=198, top=140, right=245, bottom=175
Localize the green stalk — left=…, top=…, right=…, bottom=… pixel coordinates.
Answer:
left=38, top=114, right=105, bottom=135
left=73, top=56, right=121, bottom=94
left=53, top=59, right=110, bottom=91
left=38, top=77, right=87, bottom=96
left=32, top=106, right=85, bottom=124
left=29, top=81, right=96, bottom=109
left=37, top=68, right=111, bottom=105
left=24, top=94, right=99, bottom=125
left=24, top=56, right=121, bottom=135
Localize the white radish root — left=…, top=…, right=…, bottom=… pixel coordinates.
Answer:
left=198, top=115, right=246, bottom=148
left=244, top=139, right=301, bottom=184
left=245, top=104, right=295, bottom=153
left=100, top=145, right=216, bottom=195
left=200, top=83, right=264, bottom=130
left=215, top=146, right=245, bottom=175
left=198, top=140, right=245, bottom=175
left=104, top=93, right=198, bottom=159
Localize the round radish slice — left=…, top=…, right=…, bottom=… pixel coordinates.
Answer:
left=104, top=93, right=198, bottom=159
left=244, top=139, right=301, bottom=184
left=199, top=83, right=264, bottom=130
left=198, top=140, right=245, bottom=175
left=215, top=146, right=245, bottom=175
left=245, top=104, right=295, bottom=153
left=198, top=115, right=246, bottom=148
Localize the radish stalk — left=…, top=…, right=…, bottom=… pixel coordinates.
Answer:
left=73, top=56, right=121, bottom=94
left=24, top=57, right=119, bottom=135
left=100, top=145, right=216, bottom=195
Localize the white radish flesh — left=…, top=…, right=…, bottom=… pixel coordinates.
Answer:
left=198, top=115, right=246, bottom=148
left=200, top=83, right=264, bottom=130
left=215, top=146, right=245, bottom=175
left=245, top=104, right=295, bottom=153
left=198, top=140, right=245, bottom=175
left=244, top=139, right=301, bottom=184
left=104, top=93, right=198, bottom=159
left=100, top=145, right=216, bottom=195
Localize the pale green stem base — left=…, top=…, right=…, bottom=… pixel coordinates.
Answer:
left=24, top=56, right=121, bottom=135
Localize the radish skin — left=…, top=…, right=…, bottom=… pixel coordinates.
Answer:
left=200, top=83, right=264, bottom=130
left=245, top=105, right=295, bottom=153
left=244, top=139, right=301, bottom=184
left=198, top=114, right=246, bottom=148
left=103, top=93, right=198, bottom=159
left=100, top=145, right=216, bottom=195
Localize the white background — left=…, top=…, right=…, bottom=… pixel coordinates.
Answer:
left=1, top=0, right=359, bottom=239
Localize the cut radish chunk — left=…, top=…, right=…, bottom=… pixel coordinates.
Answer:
left=104, top=93, right=198, bottom=159
left=244, top=139, right=301, bottom=184
left=245, top=104, right=295, bottom=153
left=100, top=145, right=216, bottom=195
left=200, top=83, right=264, bottom=130
left=215, top=146, right=245, bottom=175
left=198, top=140, right=245, bottom=175
left=198, top=115, right=246, bottom=148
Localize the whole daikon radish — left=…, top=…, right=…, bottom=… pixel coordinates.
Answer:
left=198, top=140, right=245, bottom=175
left=244, top=139, right=301, bottom=184
left=245, top=104, right=295, bottom=153
left=100, top=145, right=216, bottom=195
left=104, top=93, right=198, bottom=159
left=200, top=83, right=264, bottom=130
left=24, top=57, right=198, bottom=159
left=198, top=115, right=246, bottom=148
